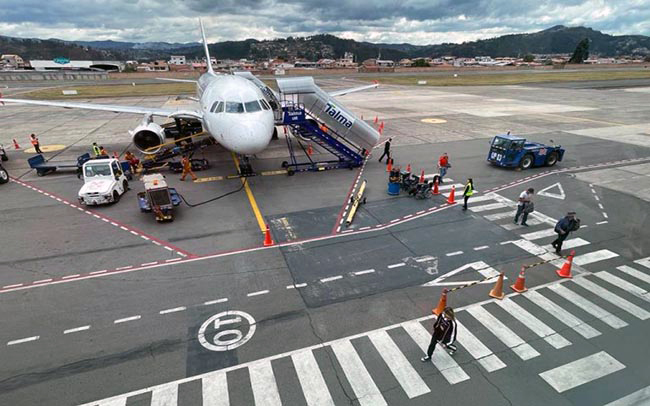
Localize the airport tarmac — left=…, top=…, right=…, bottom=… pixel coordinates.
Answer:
left=1, top=78, right=650, bottom=405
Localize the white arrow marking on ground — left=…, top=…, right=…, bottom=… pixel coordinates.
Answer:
left=538, top=182, right=566, bottom=200
left=422, top=261, right=502, bottom=287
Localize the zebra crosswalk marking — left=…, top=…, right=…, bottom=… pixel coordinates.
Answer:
left=330, top=340, right=387, bottom=406
left=501, top=218, right=544, bottom=230
left=495, top=298, right=572, bottom=349
left=542, top=238, right=590, bottom=252
left=249, top=360, right=282, bottom=406
left=521, top=228, right=558, bottom=241
left=150, top=384, right=178, bottom=406
left=469, top=202, right=509, bottom=213
left=97, top=398, right=126, bottom=406
left=466, top=306, right=540, bottom=360
left=617, top=265, right=650, bottom=285
left=573, top=250, right=619, bottom=266
left=634, top=257, right=650, bottom=269
left=455, top=320, right=506, bottom=372
left=572, top=278, right=650, bottom=320
left=402, top=321, right=470, bottom=385
left=484, top=210, right=517, bottom=221
left=291, top=350, right=335, bottom=406
left=368, top=330, right=430, bottom=398
left=201, top=372, right=229, bottom=406
left=522, top=290, right=601, bottom=339
left=594, top=272, right=650, bottom=302
left=548, top=284, right=628, bottom=329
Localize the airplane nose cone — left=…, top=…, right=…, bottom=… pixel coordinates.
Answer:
left=228, top=121, right=272, bottom=154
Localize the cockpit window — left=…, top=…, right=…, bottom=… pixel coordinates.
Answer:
left=259, top=99, right=271, bottom=110
left=210, top=101, right=219, bottom=112
left=211, top=101, right=223, bottom=113
left=225, top=101, right=244, bottom=113
left=244, top=100, right=262, bottom=113
left=215, top=102, right=224, bottom=113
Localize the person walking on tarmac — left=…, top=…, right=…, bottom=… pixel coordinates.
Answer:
left=180, top=154, right=197, bottom=181
left=462, top=178, right=474, bottom=210
left=514, top=188, right=535, bottom=226
left=378, top=138, right=392, bottom=163
left=421, top=307, right=457, bottom=362
left=124, top=151, right=140, bottom=171
left=92, top=142, right=101, bottom=156
left=30, top=134, right=43, bottom=154
left=99, top=146, right=108, bottom=157
left=438, top=152, right=450, bottom=184
left=552, top=211, right=580, bottom=255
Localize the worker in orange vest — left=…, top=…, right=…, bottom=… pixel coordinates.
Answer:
left=30, top=133, right=43, bottom=154
left=180, top=154, right=197, bottom=181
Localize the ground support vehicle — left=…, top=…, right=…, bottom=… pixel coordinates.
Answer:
left=1, top=144, right=7, bottom=162
left=78, top=158, right=129, bottom=205
left=487, top=134, right=565, bottom=170
left=0, top=163, right=8, bottom=184
left=28, top=153, right=91, bottom=177
left=137, top=174, right=181, bottom=222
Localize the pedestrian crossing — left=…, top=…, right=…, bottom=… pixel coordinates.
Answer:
left=81, top=259, right=650, bottom=406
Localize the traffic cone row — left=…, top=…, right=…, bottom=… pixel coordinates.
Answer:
left=263, top=224, right=274, bottom=246
left=432, top=179, right=439, bottom=195
left=489, top=273, right=506, bottom=299
left=419, top=169, right=425, bottom=183
left=556, top=250, right=575, bottom=278
left=510, top=268, right=528, bottom=293
left=386, top=158, right=393, bottom=172
left=13, top=139, right=20, bottom=150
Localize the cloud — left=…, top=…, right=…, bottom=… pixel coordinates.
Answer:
left=0, top=0, right=647, bottom=44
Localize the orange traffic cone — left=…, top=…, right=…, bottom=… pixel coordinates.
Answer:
left=432, top=179, right=440, bottom=195
left=489, top=273, right=506, bottom=299
left=386, top=158, right=393, bottom=172
left=379, top=121, right=384, bottom=130
left=378, top=126, right=383, bottom=135
left=432, top=288, right=448, bottom=316
left=13, top=139, right=20, bottom=149
left=510, top=268, right=528, bottom=293
left=406, top=164, right=411, bottom=173
left=419, top=169, right=425, bottom=183
left=556, top=250, right=575, bottom=278
left=374, top=116, right=378, bottom=124
left=307, top=144, right=313, bottom=156
left=447, top=185, right=456, bottom=204
left=263, top=224, right=274, bottom=247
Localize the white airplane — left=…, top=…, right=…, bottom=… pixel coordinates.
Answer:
left=1, top=20, right=378, bottom=155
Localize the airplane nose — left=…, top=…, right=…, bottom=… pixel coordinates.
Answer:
left=228, top=121, right=272, bottom=154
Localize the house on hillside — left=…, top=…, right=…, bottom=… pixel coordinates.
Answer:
left=1, top=54, right=26, bottom=69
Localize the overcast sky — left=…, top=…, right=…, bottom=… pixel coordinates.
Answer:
left=0, top=0, right=648, bottom=45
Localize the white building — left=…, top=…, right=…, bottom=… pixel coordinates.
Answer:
left=169, top=55, right=186, bottom=65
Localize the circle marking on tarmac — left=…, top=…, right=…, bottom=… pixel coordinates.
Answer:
left=421, top=118, right=447, bottom=124
left=198, top=310, right=256, bottom=352
left=24, top=144, right=66, bottom=153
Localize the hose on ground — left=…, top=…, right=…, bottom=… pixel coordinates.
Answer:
left=179, top=177, right=247, bottom=207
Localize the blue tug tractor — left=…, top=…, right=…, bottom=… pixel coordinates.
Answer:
left=487, top=133, right=565, bottom=170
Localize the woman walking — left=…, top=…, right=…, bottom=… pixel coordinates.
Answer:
left=421, top=307, right=457, bottom=361
left=462, top=178, right=474, bottom=211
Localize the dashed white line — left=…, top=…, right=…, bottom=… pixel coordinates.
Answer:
left=403, top=214, right=413, bottom=219
left=90, top=270, right=107, bottom=275
left=390, top=219, right=400, bottom=223
left=114, top=315, right=141, bottom=324
left=204, top=298, right=229, bottom=305
left=597, top=221, right=609, bottom=225
left=7, top=336, right=40, bottom=346
left=93, top=214, right=101, bottom=219
left=101, top=218, right=110, bottom=223
left=115, top=266, right=133, bottom=271
left=473, top=245, right=489, bottom=251
left=152, top=241, right=162, bottom=246
left=446, top=251, right=463, bottom=257
left=140, top=235, right=150, bottom=241
left=598, top=203, right=604, bottom=210
left=354, top=269, right=376, bottom=275
left=85, top=210, right=92, bottom=215
left=110, top=222, right=118, bottom=226
left=342, top=229, right=354, bottom=233
left=603, top=212, right=609, bottom=218
left=120, top=226, right=128, bottom=231
left=163, top=246, right=174, bottom=251
left=141, top=262, right=158, bottom=266
left=130, top=230, right=139, bottom=236
left=320, top=275, right=343, bottom=283
left=159, top=306, right=187, bottom=315
left=61, top=274, right=80, bottom=280
left=416, top=210, right=426, bottom=215
left=387, top=262, right=405, bottom=269
left=177, top=252, right=187, bottom=257
left=247, top=290, right=270, bottom=297
left=360, top=226, right=371, bottom=231
left=64, top=326, right=90, bottom=334
left=286, top=283, right=308, bottom=289
left=594, top=195, right=600, bottom=201
left=165, top=258, right=181, bottom=262
left=33, top=279, right=53, bottom=284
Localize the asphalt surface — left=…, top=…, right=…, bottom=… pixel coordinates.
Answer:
left=1, top=77, right=650, bottom=406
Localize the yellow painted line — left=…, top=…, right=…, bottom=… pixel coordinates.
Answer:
left=538, top=113, right=626, bottom=126
left=420, top=118, right=447, bottom=124
left=231, top=153, right=266, bottom=233
left=261, top=169, right=288, bottom=176
left=194, top=176, right=224, bottom=183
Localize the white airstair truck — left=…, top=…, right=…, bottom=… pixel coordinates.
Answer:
left=78, top=158, right=129, bottom=205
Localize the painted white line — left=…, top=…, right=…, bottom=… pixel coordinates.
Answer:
left=521, top=228, right=557, bottom=241
left=204, top=298, right=228, bottom=306
left=402, top=321, right=470, bottom=384
left=3, top=283, right=23, bottom=289
left=114, top=315, right=141, bottom=324
left=286, top=283, right=308, bottom=289
left=466, top=305, right=540, bottom=360
left=130, top=230, right=139, bottom=236
left=165, top=258, right=181, bottom=262
left=90, top=270, right=108, bottom=275
left=33, top=279, right=53, bottom=284
left=389, top=218, right=400, bottom=223
left=369, top=330, right=430, bottom=398
left=603, top=212, right=609, bottom=218
left=115, top=266, right=133, bottom=271
left=604, top=383, right=650, bottom=406
left=7, top=336, right=40, bottom=346
left=331, top=340, right=387, bottom=406
left=594, top=195, right=600, bottom=201
left=320, top=275, right=343, bottom=283
left=141, top=235, right=150, bottom=240
left=102, top=218, right=110, bottom=223
left=635, top=257, right=650, bottom=270
left=150, top=383, right=178, bottom=406
left=484, top=210, right=517, bottom=221
left=416, top=210, right=425, bottom=215
left=469, top=202, right=509, bottom=212
left=403, top=214, right=413, bottom=219
left=496, top=298, right=571, bottom=349
left=292, top=350, right=335, bottom=406
left=540, top=351, right=625, bottom=393
left=61, top=274, right=80, bottom=280
left=548, top=284, right=628, bottom=329
left=542, top=237, right=590, bottom=252
left=159, top=306, right=187, bottom=315
left=93, top=214, right=101, bottom=219
left=387, top=262, right=405, bottom=269
left=455, top=319, right=506, bottom=372
left=590, top=188, right=597, bottom=194
left=64, top=325, right=91, bottom=334
left=573, top=249, right=619, bottom=266
left=341, top=229, right=354, bottom=233
left=247, top=290, right=270, bottom=297
left=359, top=226, right=371, bottom=231
left=141, top=262, right=158, bottom=266
left=594, top=271, right=649, bottom=301
left=473, top=245, right=489, bottom=251
left=501, top=218, right=544, bottom=230
left=163, top=246, right=174, bottom=251
left=617, top=265, right=650, bottom=285
left=596, top=220, right=608, bottom=225
left=354, top=269, right=376, bottom=275
left=523, top=290, right=601, bottom=339
left=446, top=251, right=463, bottom=257
left=110, top=222, right=118, bottom=226
left=120, top=226, right=128, bottom=231
left=572, top=278, right=650, bottom=320
left=598, top=203, right=604, bottom=210
left=202, top=372, right=229, bottom=406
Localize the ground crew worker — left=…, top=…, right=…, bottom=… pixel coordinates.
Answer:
left=378, top=138, right=391, bottom=163
left=514, top=188, right=535, bottom=226
left=30, top=134, right=43, bottom=154
left=180, top=154, right=197, bottom=181
left=552, top=211, right=580, bottom=255
left=92, top=142, right=101, bottom=156
left=421, top=307, right=457, bottom=362
left=99, top=146, right=108, bottom=156
left=462, top=178, right=474, bottom=210
left=438, top=152, right=450, bottom=183
left=124, top=151, right=140, bottom=171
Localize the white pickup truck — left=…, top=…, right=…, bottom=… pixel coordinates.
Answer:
left=78, top=158, right=129, bottom=205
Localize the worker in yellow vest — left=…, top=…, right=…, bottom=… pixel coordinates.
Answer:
left=462, top=178, right=474, bottom=211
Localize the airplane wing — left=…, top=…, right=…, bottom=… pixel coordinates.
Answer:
left=156, top=78, right=199, bottom=83
left=0, top=97, right=203, bottom=120
left=329, top=82, right=379, bottom=97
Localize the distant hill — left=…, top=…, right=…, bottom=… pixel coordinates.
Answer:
left=2, top=26, right=649, bottom=63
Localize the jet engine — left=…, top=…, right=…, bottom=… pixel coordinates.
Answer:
left=130, top=122, right=165, bottom=153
